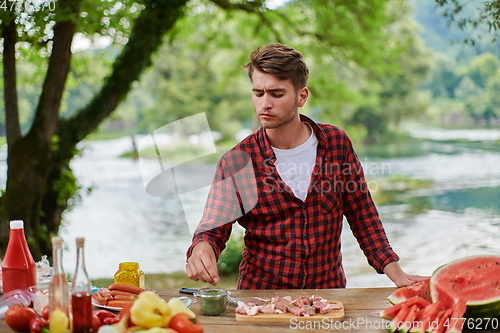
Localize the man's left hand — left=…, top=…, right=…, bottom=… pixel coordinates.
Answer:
left=383, top=261, right=429, bottom=288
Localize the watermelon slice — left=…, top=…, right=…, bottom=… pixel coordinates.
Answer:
left=410, top=301, right=444, bottom=333
left=399, top=305, right=420, bottom=333
left=388, top=303, right=410, bottom=333
left=431, top=309, right=452, bottom=333
left=381, top=296, right=431, bottom=320
left=381, top=302, right=406, bottom=320
left=388, top=278, right=432, bottom=304
left=430, top=255, right=500, bottom=318
left=444, top=301, right=466, bottom=333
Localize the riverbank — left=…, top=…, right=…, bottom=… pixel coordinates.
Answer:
left=92, top=271, right=238, bottom=290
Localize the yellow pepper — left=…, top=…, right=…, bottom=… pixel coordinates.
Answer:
left=168, top=297, right=196, bottom=318
left=130, top=291, right=172, bottom=328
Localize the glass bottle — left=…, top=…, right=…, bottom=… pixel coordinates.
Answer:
left=71, top=237, right=92, bottom=333
left=113, top=262, right=145, bottom=288
left=49, top=237, right=70, bottom=333
left=1, top=220, right=37, bottom=294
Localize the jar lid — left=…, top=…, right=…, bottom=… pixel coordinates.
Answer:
left=10, top=220, right=24, bottom=229
left=197, top=287, right=228, bottom=297
left=119, top=262, right=140, bottom=268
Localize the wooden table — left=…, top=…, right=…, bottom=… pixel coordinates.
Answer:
left=171, top=287, right=395, bottom=332
left=0, top=288, right=497, bottom=332
left=159, top=288, right=499, bottom=333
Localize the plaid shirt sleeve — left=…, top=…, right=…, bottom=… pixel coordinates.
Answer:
left=341, top=135, right=399, bottom=273
left=186, top=149, right=258, bottom=259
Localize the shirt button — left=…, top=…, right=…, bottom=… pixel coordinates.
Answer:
left=303, top=234, right=307, bottom=238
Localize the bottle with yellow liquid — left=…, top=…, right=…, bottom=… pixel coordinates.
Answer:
left=49, top=237, right=70, bottom=333
left=113, top=262, right=145, bottom=288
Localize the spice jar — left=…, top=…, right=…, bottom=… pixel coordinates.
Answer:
left=113, top=262, right=145, bottom=288
left=195, top=287, right=228, bottom=316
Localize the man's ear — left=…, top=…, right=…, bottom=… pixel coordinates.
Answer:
left=297, top=87, right=309, bottom=107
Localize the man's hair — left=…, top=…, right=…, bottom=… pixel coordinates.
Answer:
left=243, top=43, right=309, bottom=91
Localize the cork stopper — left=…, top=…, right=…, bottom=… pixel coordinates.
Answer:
left=51, top=236, right=63, bottom=248
left=75, top=237, right=85, bottom=248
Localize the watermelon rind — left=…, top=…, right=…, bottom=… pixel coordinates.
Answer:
left=430, top=255, right=500, bottom=319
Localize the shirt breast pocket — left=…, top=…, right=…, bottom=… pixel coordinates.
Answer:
left=318, top=177, right=343, bottom=213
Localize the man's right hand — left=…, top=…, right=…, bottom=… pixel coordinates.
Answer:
left=185, top=242, right=220, bottom=286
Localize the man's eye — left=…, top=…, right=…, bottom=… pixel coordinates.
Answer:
left=273, top=94, right=284, bottom=98
left=254, top=92, right=264, bottom=97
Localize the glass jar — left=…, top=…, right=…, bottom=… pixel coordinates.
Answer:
left=195, top=287, right=228, bottom=316
left=113, top=262, right=145, bottom=288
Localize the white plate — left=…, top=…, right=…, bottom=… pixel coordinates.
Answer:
left=92, top=296, right=193, bottom=311
left=92, top=302, right=123, bottom=311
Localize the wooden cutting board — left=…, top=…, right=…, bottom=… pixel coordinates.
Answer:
left=235, top=301, right=344, bottom=323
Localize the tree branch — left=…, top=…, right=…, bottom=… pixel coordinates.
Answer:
left=57, top=0, right=189, bottom=159
left=2, top=17, right=21, bottom=146
left=210, top=0, right=264, bottom=13
left=29, top=0, right=83, bottom=142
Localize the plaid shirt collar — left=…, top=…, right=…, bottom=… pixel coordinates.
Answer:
left=256, top=114, right=327, bottom=166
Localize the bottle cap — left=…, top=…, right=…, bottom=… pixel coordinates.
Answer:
left=75, top=237, right=85, bottom=247
left=10, top=220, right=24, bottom=229
left=51, top=237, right=63, bottom=248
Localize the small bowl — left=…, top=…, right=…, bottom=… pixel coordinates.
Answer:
left=194, top=287, right=228, bottom=316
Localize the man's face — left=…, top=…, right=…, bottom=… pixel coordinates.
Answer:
left=251, top=70, right=307, bottom=130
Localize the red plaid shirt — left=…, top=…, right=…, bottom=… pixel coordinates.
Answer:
left=187, top=114, right=399, bottom=289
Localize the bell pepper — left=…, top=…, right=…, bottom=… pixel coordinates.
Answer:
left=168, top=297, right=196, bottom=318
left=130, top=291, right=172, bottom=328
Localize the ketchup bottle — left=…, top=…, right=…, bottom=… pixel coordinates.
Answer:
left=1, top=220, right=37, bottom=294
left=71, top=237, right=92, bottom=333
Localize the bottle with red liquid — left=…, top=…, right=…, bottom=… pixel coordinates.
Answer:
left=71, top=237, right=92, bottom=333
left=1, top=220, right=37, bottom=294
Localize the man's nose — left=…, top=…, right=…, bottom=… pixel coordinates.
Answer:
left=261, top=93, right=272, bottom=109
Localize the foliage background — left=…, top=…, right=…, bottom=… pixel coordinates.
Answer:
left=1, top=0, right=500, bottom=260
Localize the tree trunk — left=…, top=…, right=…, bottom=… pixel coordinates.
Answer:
left=0, top=0, right=82, bottom=258
left=1, top=17, right=21, bottom=146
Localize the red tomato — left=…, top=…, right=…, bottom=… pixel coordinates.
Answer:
left=41, top=306, right=49, bottom=320
left=4, top=305, right=37, bottom=332
left=169, top=313, right=203, bottom=333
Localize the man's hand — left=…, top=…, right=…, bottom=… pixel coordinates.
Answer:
left=186, top=242, right=220, bottom=286
left=384, top=261, right=429, bottom=288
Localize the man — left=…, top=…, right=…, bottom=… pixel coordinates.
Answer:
left=186, top=43, right=425, bottom=289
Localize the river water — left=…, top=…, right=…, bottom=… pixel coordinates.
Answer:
left=3, top=126, right=500, bottom=287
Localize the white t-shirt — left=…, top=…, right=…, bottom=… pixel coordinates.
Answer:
left=271, top=125, right=318, bottom=201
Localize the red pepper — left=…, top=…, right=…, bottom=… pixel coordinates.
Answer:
left=93, top=309, right=118, bottom=322
left=29, top=317, right=49, bottom=333
left=102, top=316, right=121, bottom=325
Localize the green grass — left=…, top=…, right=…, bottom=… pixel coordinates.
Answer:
left=92, top=271, right=238, bottom=290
